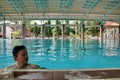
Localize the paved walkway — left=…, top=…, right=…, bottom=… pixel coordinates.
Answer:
left=1, top=68, right=120, bottom=80
left=11, top=69, right=120, bottom=80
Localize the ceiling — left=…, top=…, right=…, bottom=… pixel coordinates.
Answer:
left=0, top=0, right=120, bottom=21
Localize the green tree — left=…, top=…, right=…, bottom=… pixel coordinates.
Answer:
left=85, top=20, right=100, bottom=36
left=52, top=20, right=61, bottom=38
left=52, top=27, right=58, bottom=37
left=69, top=27, right=75, bottom=37
left=44, top=20, right=52, bottom=37
left=86, top=27, right=99, bottom=36
left=30, top=22, right=40, bottom=38
left=65, top=20, right=70, bottom=36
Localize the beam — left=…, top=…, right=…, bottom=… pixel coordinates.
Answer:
left=8, top=0, right=26, bottom=20
left=104, top=0, right=120, bottom=20
left=84, top=0, right=99, bottom=15
left=106, top=4, right=120, bottom=15
left=34, top=0, right=48, bottom=14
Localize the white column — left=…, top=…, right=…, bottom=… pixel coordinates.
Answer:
left=61, top=24, right=65, bottom=39
left=100, top=25, right=103, bottom=40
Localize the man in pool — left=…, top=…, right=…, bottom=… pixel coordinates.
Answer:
left=7, top=45, right=46, bottom=69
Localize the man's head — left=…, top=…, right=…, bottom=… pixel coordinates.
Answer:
left=12, top=45, right=28, bottom=65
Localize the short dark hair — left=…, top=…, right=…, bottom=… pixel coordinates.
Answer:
left=12, top=45, right=26, bottom=57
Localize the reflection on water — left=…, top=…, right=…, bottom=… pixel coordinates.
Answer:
left=0, top=39, right=120, bottom=69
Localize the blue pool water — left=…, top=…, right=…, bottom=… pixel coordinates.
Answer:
left=0, top=38, right=120, bottom=69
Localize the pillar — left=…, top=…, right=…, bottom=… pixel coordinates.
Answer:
left=81, top=23, right=85, bottom=40
left=119, top=25, right=120, bottom=39
left=117, top=24, right=120, bottom=45
left=99, top=25, right=104, bottom=48
left=75, top=22, right=78, bottom=36
left=81, top=23, right=85, bottom=49
left=100, top=25, right=104, bottom=40
left=41, top=24, right=45, bottom=39
left=41, top=20, right=44, bottom=39
left=61, top=24, right=65, bottom=39
left=22, top=21, right=26, bottom=39
left=2, top=17, right=6, bottom=39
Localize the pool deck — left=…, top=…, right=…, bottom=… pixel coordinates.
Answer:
left=8, top=68, right=120, bottom=80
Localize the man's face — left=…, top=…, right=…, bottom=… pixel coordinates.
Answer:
left=14, top=49, right=28, bottom=65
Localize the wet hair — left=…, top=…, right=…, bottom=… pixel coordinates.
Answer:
left=12, top=45, right=26, bottom=57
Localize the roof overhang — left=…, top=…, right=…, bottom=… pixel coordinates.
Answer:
left=0, top=0, right=120, bottom=21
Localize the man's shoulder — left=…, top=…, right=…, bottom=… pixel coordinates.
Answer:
left=7, top=64, right=17, bottom=69
left=27, top=64, right=46, bottom=69
left=27, top=64, right=40, bottom=69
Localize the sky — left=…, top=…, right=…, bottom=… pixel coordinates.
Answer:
left=30, top=20, right=75, bottom=25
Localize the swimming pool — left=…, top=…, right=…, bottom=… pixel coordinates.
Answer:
left=0, top=38, right=120, bottom=70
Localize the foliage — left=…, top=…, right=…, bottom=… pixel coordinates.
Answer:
left=85, top=20, right=100, bottom=36
left=52, top=26, right=61, bottom=37
left=86, top=27, right=99, bottom=36
left=30, top=22, right=40, bottom=38
left=44, top=20, right=52, bottom=37
left=65, top=26, right=70, bottom=35
left=0, top=26, right=1, bottom=32
left=11, top=30, right=21, bottom=39
left=65, top=20, right=70, bottom=35
left=77, top=26, right=81, bottom=37
left=69, top=32, right=75, bottom=37
left=34, top=23, right=40, bottom=38
left=56, top=20, right=61, bottom=24
left=30, top=26, right=34, bottom=32
left=28, top=20, right=101, bottom=38
left=51, top=20, right=61, bottom=37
